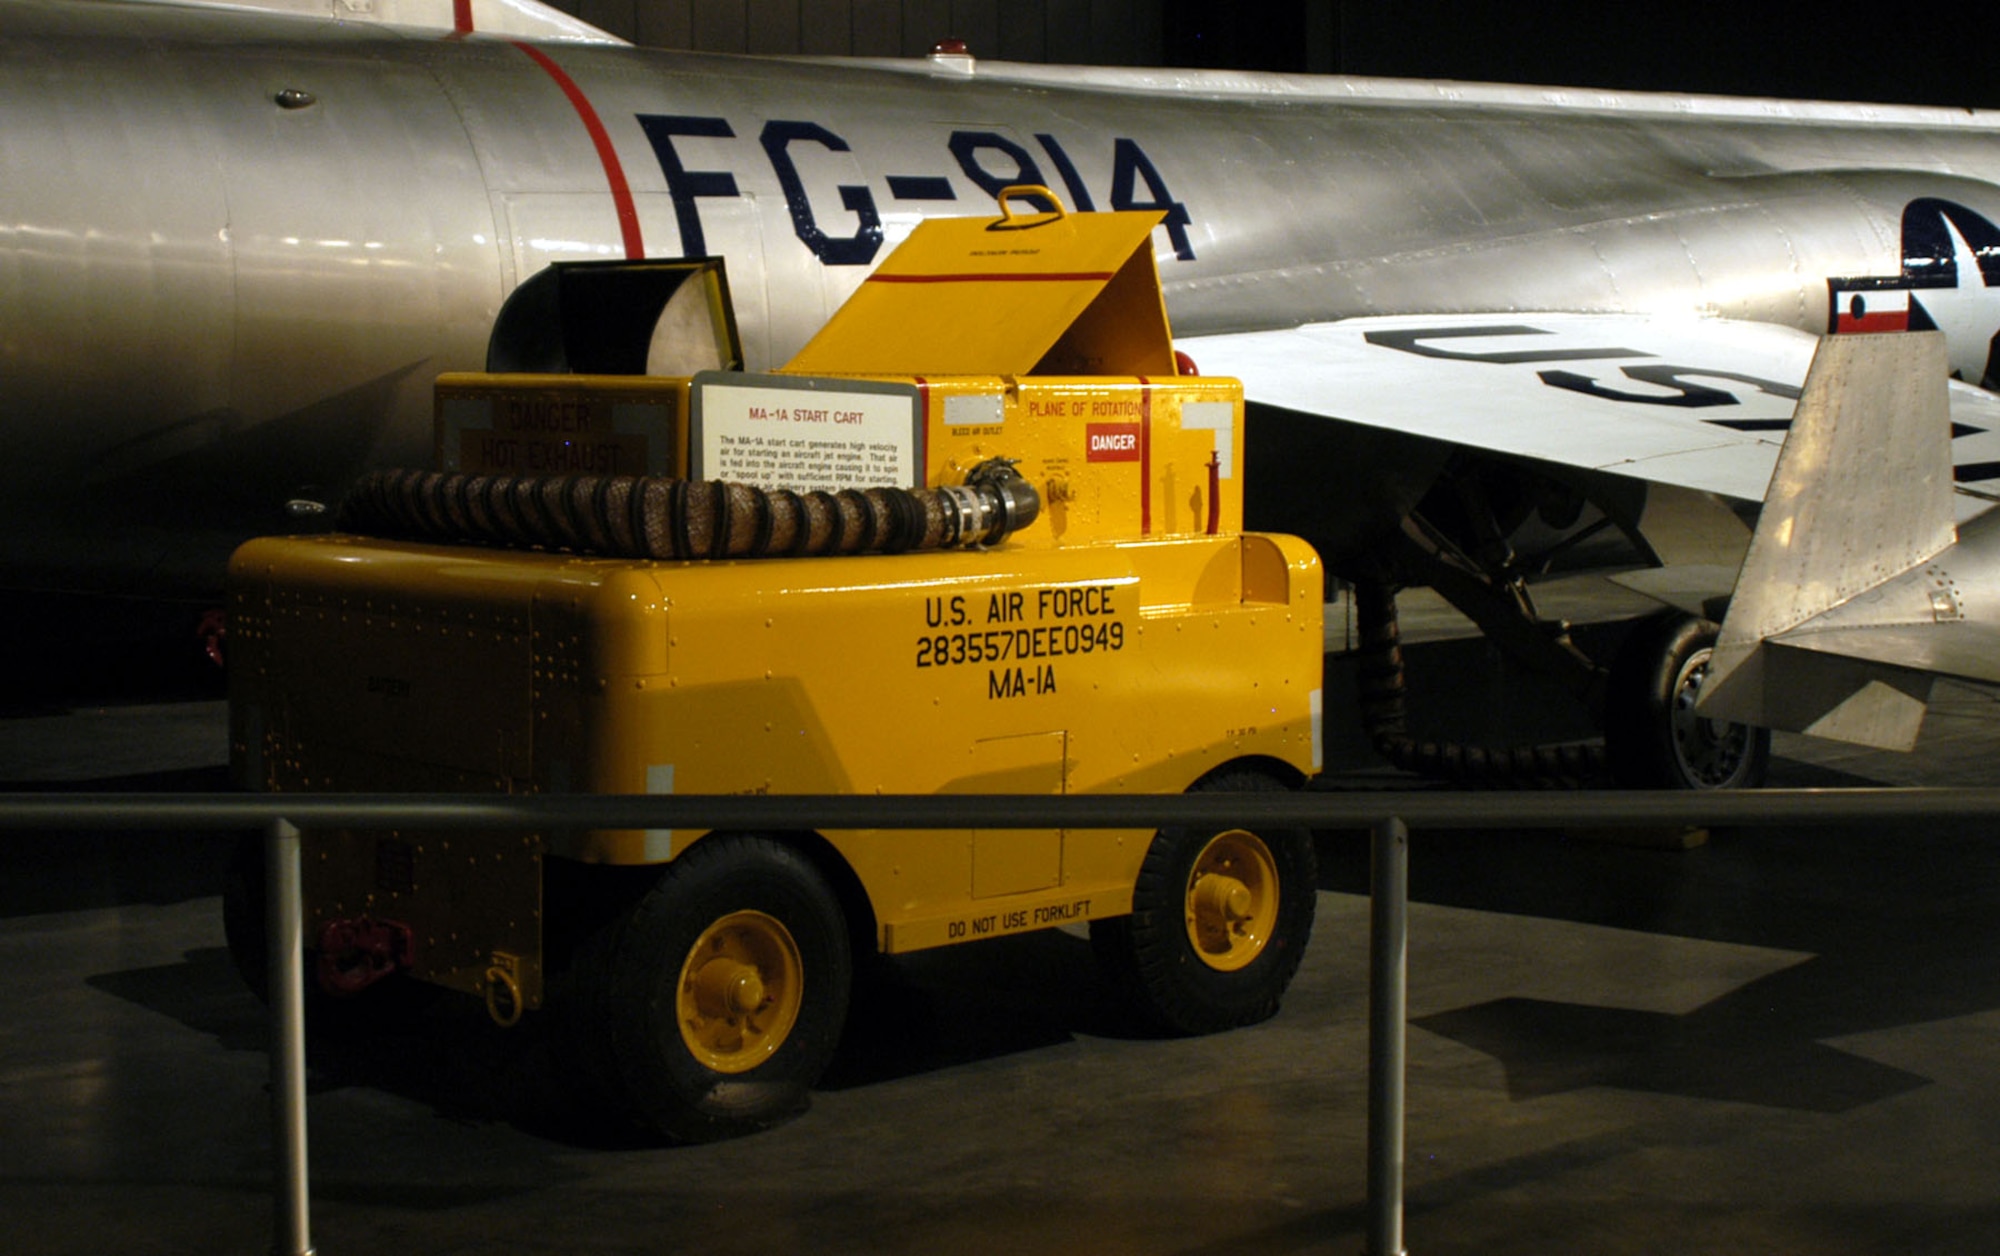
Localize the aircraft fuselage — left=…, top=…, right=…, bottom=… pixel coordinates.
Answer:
left=6, top=0, right=2000, bottom=595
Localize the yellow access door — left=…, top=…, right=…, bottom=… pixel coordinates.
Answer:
left=783, top=187, right=1178, bottom=379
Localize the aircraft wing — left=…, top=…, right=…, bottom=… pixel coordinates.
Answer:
left=1179, top=312, right=2000, bottom=518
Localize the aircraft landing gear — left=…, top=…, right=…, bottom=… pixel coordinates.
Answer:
left=1353, top=457, right=1771, bottom=791
left=1604, top=613, right=1770, bottom=790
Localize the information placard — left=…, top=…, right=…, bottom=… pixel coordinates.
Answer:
left=692, top=372, right=921, bottom=491
left=434, top=379, right=683, bottom=477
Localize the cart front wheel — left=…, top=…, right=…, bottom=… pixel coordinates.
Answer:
left=1093, top=768, right=1316, bottom=1035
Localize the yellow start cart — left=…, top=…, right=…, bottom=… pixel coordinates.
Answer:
left=226, top=191, right=1325, bottom=1141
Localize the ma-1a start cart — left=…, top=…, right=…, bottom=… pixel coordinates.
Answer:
left=226, top=191, right=1326, bottom=1141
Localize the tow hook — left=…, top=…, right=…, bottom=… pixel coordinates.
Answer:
left=315, top=917, right=414, bottom=995
left=483, top=952, right=525, bottom=1028
left=195, top=608, right=226, bottom=670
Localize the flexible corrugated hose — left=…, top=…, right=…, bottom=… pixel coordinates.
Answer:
left=1353, top=578, right=1605, bottom=788
left=337, top=460, right=1040, bottom=559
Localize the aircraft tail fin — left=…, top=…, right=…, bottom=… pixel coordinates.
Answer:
left=1699, top=331, right=1958, bottom=750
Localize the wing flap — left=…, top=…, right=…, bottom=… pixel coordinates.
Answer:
left=1774, top=621, right=2000, bottom=682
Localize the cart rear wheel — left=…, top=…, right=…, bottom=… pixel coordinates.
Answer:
left=594, top=835, right=850, bottom=1142
left=221, top=834, right=270, bottom=998
left=675, top=909, right=806, bottom=1074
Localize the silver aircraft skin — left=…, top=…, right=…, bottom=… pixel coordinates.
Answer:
left=8, top=0, right=2000, bottom=753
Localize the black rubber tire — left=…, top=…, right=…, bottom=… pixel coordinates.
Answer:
left=1605, top=613, right=1771, bottom=790
left=221, top=833, right=272, bottom=999
left=1091, top=769, right=1317, bottom=1035
left=591, top=834, right=851, bottom=1143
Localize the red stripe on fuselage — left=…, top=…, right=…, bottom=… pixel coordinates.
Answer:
left=453, top=0, right=473, bottom=36
left=513, top=43, right=644, bottom=260
left=1836, top=311, right=1913, bottom=334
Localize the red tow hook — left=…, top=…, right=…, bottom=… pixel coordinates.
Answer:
left=195, top=608, right=226, bottom=670
left=315, top=917, right=415, bottom=995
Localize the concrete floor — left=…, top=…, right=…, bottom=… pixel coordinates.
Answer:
left=5, top=683, right=2000, bottom=1255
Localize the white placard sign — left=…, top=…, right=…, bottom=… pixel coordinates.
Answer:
left=693, top=373, right=921, bottom=491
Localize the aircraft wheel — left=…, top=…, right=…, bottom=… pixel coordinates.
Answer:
left=1605, top=613, right=1770, bottom=790
left=591, top=834, right=851, bottom=1143
left=1092, top=768, right=1317, bottom=1035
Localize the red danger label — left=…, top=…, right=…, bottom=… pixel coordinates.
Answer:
left=1086, top=423, right=1141, bottom=462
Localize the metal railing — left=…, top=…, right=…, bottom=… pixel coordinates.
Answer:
left=9, top=785, right=2000, bottom=1256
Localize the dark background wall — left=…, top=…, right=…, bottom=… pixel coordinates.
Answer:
left=1323, top=3, right=2000, bottom=110
left=548, top=1, right=2000, bottom=110
left=554, top=0, right=1165, bottom=63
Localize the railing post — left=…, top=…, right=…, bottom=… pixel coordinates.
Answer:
left=1367, top=814, right=1409, bottom=1256
left=265, top=816, right=314, bottom=1256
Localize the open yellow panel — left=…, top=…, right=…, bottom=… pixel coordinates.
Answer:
left=781, top=188, right=1178, bottom=378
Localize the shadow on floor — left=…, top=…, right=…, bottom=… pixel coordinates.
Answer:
left=1312, top=787, right=2000, bottom=1113
left=81, top=924, right=1155, bottom=1151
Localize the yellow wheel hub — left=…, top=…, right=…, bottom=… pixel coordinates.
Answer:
left=677, top=910, right=803, bottom=1074
left=1183, top=829, right=1279, bottom=972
